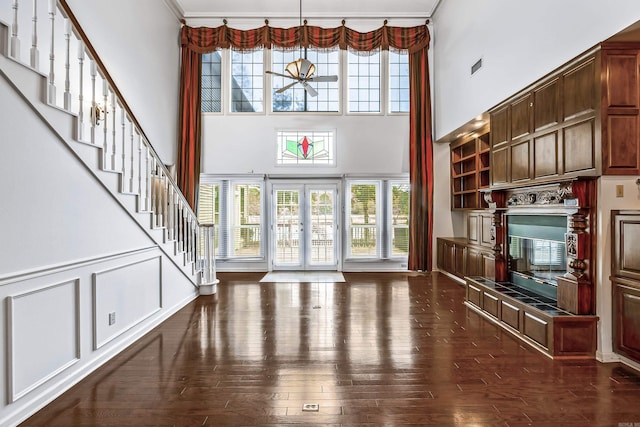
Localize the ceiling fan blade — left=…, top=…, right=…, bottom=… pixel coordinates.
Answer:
left=266, top=70, right=296, bottom=79
left=307, top=75, right=338, bottom=83
left=301, top=81, right=318, bottom=97
left=275, top=81, right=299, bottom=93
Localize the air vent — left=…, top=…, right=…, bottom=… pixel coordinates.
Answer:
left=471, top=58, right=483, bottom=75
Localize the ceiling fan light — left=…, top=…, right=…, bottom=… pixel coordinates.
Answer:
left=285, top=58, right=316, bottom=79
left=285, top=59, right=302, bottom=78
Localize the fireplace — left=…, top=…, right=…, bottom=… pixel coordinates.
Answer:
left=507, top=214, right=568, bottom=301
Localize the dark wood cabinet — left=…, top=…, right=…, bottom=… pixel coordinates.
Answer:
left=450, top=128, right=490, bottom=209
left=437, top=230, right=494, bottom=281
left=602, top=44, right=640, bottom=175
left=489, top=51, right=600, bottom=188
left=466, top=277, right=597, bottom=359
left=612, top=211, right=640, bottom=363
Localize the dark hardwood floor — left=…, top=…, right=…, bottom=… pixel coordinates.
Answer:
left=22, top=272, right=640, bottom=426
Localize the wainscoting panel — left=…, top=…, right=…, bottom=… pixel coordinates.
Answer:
left=93, top=256, right=162, bottom=349
left=7, top=279, right=80, bottom=402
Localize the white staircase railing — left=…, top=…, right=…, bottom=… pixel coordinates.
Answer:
left=2, top=0, right=205, bottom=282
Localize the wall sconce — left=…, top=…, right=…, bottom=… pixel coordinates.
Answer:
left=90, top=102, right=106, bottom=126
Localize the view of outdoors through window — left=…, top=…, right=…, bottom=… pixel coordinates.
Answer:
left=348, top=50, right=381, bottom=113
left=349, top=183, right=379, bottom=257
left=201, top=49, right=409, bottom=114
left=391, top=183, right=410, bottom=256
left=271, top=48, right=340, bottom=112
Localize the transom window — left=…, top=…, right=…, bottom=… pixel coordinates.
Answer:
left=230, top=49, right=264, bottom=112
left=200, top=48, right=410, bottom=114
left=389, top=50, right=410, bottom=113
left=347, top=50, right=381, bottom=113
left=202, top=52, right=222, bottom=113
left=276, top=130, right=335, bottom=166
left=271, top=48, right=340, bottom=112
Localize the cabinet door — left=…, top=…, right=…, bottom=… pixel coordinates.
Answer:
left=466, top=247, right=482, bottom=277
left=613, top=280, right=640, bottom=363
left=467, top=213, right=480, bottom=244
left=602, top=49, right=640, bottom=175
left=510, top=94, right=532, bottom=141
left=454, top=245, right=467, bottom=278
left=612, top=212, right=640, bottom=281
left=436, top=239, right=445, bottom=271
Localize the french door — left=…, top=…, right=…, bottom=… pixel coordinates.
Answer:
left=272, top=183, right=340, bottom=270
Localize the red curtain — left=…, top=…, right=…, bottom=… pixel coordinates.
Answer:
left=408, top=48, right=433, bottom=271
left=177, top=46, right=202, bottom=210
left=178, top=22, right=434, bottom=270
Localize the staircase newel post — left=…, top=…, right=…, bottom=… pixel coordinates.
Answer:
left=11, top=0, right=20, bottom=60
left=199, top=224, right=218, bottom=295
left=47, top=0, right=56, bottom=105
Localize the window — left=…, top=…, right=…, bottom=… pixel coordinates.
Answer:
left=348, top=50, right=381, bottom=113
left=201, top=52, right=222, bottom=113
left=197, top=179, right=263, bottom=259
left=230, top=49, right=264, bottom=112
left=347, top=182, right=380, bottom=258
left=231, top=183, right=262, bottom=257
left=271, top=48, right=340, bottom=112
left=198, top=183, right=220, bottom=255
left=346, top=179, right=410, bottom=260
left=389, top=50, right=409, bottom=113
left=276, top=130, right=335, bottom=166
left=390, top=182, right=410, bottom=256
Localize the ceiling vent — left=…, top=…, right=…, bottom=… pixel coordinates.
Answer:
left=471, top=58, right=483, bottom=75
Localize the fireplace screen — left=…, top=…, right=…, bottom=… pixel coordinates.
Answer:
left=507, top=215, right=568, bottom=299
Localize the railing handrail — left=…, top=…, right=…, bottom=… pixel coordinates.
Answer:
left=57, top=0, right=198, bottom=221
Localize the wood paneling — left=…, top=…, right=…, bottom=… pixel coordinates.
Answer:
left=613, top=212, right=640, bottom=281
left=534, top=79, right=560, bottom=130
left=563, top=57, right=596, bottom=121
left=602, top=48, right=640, bottom=174
left=510, top=140, right=531, bottom=182
left=501, top=300, right=520, bottom=330
left=491, top=106, right=509, bottom=147
left=533, top=132, right=559, bottom=178
left=612, top=211, right=640, bottom=364
left=491, top=146, right=509, bottom=185
left=524, top=312, right=549, bottom=349
left=563, top=119, right=596, bottom=173
left=511, top=95, right=532, bottom=140
left=483, top=292, right=499, bottom=318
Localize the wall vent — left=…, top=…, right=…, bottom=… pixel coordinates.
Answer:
left=471, top=58, right=483, bottom=75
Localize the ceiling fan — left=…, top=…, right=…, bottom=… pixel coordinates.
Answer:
left=266, top=59, right=338, bottom=97
left=265, top=0, right=338, bottom=97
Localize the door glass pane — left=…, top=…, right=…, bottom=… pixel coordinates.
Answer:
left=275, top=190, right=301, bottom=265
left=309, top=189, right=335, bottom=265
left=349, top=183, right=378, bottom=257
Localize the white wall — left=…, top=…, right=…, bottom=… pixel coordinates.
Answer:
left=202, top=114, right=410, bottom=175
left=432, top=0, right=640, bottom=139
left=64, top=0, right=182, bottom=165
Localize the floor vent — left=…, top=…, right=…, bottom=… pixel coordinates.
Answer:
left=302, top=403, right=320, bottom=412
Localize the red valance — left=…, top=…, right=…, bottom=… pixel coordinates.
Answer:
left=180, top=23, right=430, bottom=54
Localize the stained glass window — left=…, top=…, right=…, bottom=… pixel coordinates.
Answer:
left=276, top=130, right=335, bottom=166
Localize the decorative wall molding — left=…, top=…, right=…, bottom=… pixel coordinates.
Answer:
left=6, top=279, right=80, bottom=403
left=506, top=181, right=575, bottom=207
left=0, top=246, right=158, bottom=287
left=93, top=256, right=162, bottom=349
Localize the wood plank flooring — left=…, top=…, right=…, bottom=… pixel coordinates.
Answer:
left=22, top=272, right=640, bottom=426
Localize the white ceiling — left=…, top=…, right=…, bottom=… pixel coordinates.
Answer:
left=172, top=0, right=440, bottom=20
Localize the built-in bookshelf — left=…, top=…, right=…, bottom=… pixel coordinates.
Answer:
left=450, top=128, right=490, bottom=209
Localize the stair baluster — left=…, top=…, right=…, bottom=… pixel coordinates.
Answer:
left=47, top=0, right=55, bottom=104
left=11, top=0, right=19, bottom=59
left=30, top=0, right=38, bottom=67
